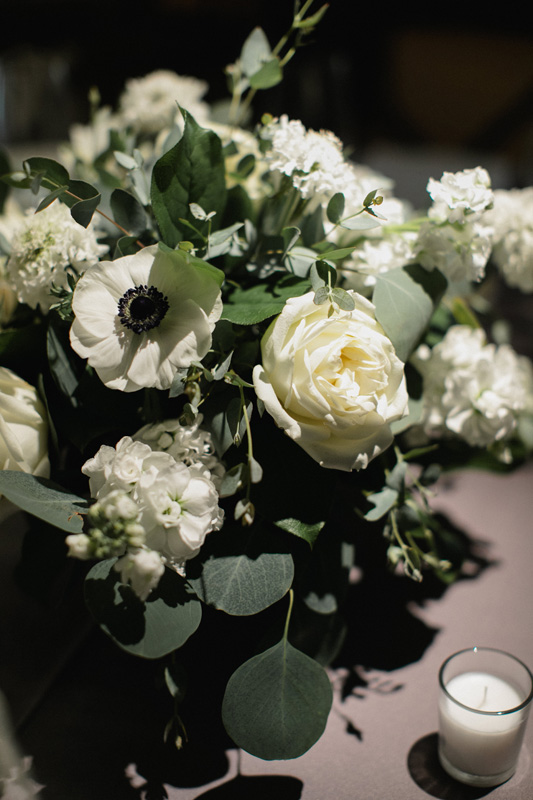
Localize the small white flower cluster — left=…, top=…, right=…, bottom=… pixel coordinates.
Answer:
left=415, top=167, right=494, bottom=284
left=261, top=115, right=399, bottom=226
left=134, top=413, right=225, bottom=489
left=342, top=230, right=419, bottom=292
left=415, top=325, right=533, bottom=450
left=6, top=201, right=107, bottom=313
left=67, top=427, right=224, bottom=599
left=118, top=70, right=211, bottom=137
left=485, top=187, right=533, bottom=293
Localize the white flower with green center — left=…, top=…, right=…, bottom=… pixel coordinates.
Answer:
left=6, top=201, right=107, bottom=312
left=70, top=244, right=224, bottom=392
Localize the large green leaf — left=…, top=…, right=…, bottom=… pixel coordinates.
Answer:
left=0, top=472, right=87, bottom=532
left=221, top=278, right=310, bottom=325
left=84, top=558, right=202, bottom=659
left=151, top=110, right=227, bottom=247
left=373, top=264, right=447, bottom=362
left=187, top=524, right=294, bottom=616
left=221, top=638, right=332, bottom=759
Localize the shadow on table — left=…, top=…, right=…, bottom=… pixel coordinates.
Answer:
left=408, top=733, right=499, bottom=799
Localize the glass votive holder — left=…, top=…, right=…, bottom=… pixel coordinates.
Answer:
left=438, top=647, right=533, bottom=787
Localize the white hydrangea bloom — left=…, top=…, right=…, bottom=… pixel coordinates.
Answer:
left=134, top=414, right=225, bottom=488
left=415, top=219, right=493, bottom=283
left=427, top=167, right=493, bottom=223
left=416, top=325, right=533, bottom=448
left=118, top=70, right=210, bottom=136
left=485, top=187, right=533, bottom=292
left=341, top=231, right=418, bottom=292
left=114, top=548, right=166, bottom=602
left=6, top=201, right=107, bottom=312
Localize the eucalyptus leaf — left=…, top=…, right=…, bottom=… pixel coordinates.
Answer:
left=0, top=472, right=87, bottom=532
left=240, top=27, right=272, bottom=77
left=326, top=192, right=345, bottom=224
left=63, top=179, right=101, bottom=227
left=274, top=518, right=324, bottom=547
left=84, top=558, right=202, bottom=659
left=364, top=486, right=398, bottom=521
left=373, top=264, right=447, bottom=362
left=221, top=638, right=332, bottom=759
left=23, top=157, right=70, bottom=191
left=249, top=59, right=283, bottom=90
left=187, top=524, right=294, bottom=616
left=340, top=211, right=382, bottom=231
left=110, top=188, right=147, bottom=236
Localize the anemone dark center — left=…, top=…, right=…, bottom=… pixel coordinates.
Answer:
left=117, top=285, right=169, bottom=334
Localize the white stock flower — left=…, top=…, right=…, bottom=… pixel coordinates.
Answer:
left=486, top=187, right=533, bottom=292
left=136, top=461, right=224, bottom=563
left=253, top=291, right=408, bottom=471
left=0, top=366, right=49, bottom=478
left=6, top=201, right=107, bottom=312
left=70, top=244, right=223, bottom=392
left=415, top=219, right=492, bottom=283
left=80, top=434, right=224, bottom=575
left=118, top=70, right=210, bottom=136
left=341, top=231, right=418, bottom=292
left=427, top=167, right=493, bottom=223
left=134, top=414, right=225, bottom=488
left=416, top=325, right=533, bottom=447
left=114, top=548, right=166, bottom=602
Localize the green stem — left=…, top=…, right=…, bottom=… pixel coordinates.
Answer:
left=283, top=588, right=295, bottom=642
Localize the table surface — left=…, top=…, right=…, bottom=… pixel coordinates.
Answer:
left=1, top=463, right=532, bottom=800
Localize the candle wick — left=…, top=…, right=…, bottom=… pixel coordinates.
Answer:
left=475, top=685, right=488, bottom=709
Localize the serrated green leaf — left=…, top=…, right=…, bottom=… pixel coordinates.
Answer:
left=151, top=110, right=227, bottom=248
left=84, top=558, right=202, bottom=659
left=0, top=472, right=87, bottom=532
left=187, top=524, right=294, bottom=616
left=373, top=264, right=447, bottom=362
left=221, top=278, right=310, bottom=325
left=221, top=638, right=332, bottom=759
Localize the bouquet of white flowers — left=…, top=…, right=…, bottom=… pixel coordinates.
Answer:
left=1, top=1, right=532, bottom=761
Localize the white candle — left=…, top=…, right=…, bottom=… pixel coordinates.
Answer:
left=439, top=671, right=526, bottom=780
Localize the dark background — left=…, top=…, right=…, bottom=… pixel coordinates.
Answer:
left=1, top=0, right=533, bottom=202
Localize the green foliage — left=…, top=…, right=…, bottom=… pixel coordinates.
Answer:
left=0, top=472, right=87, bottom=532
left=222, top=276, right=310, bottom=325
left=221, top=636, right=332, bottom=759
left=151, top=110, right=227, bottom=248
left=373, top=264, right=447, bottom=362
left=84, top=558, right=202, bottom=658
left=187, top=523, right=294, bottom=615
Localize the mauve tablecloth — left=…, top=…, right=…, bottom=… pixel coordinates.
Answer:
left=1, top=463, right=532, bottom=799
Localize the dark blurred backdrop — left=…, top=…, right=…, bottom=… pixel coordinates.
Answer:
left=2, top=0, right=533, bottom=200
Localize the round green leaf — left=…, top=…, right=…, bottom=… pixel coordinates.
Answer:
left=222, top=639, right=333, bottom=759
left=84, top=558, right=202, bottom=659
left=187, top=524, right=294, bottom=616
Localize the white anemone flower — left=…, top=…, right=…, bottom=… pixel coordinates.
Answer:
left=70, top=244, right=223, bottom=392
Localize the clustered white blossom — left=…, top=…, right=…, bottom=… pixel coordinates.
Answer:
left=415, top=325, right=533, bottom=450
left=134, top=413, right=225, bottom=489
left=6, top=201, right=107, bottom=312
left=485, top=187, right=533, bottom=292
left=415, top=167, right=494, bottom=284
left=118, top=70, right=211, bottom=136
left=66, top=429, right=224, bottom=599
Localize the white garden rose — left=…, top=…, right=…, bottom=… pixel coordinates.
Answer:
left=0, top=366, right=49, bottom=477
left=252, top=291, right=408, bottom=471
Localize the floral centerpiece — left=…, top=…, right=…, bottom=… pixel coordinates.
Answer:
left=1, top=1, right=533, bottom=763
